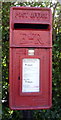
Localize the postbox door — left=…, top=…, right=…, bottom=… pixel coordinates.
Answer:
left=9, top=48, right=52, bottom=109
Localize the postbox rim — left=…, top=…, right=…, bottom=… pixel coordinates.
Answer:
left=9, top=104, right=52, bottom=110
left=10, top=6, right=52, bottom=11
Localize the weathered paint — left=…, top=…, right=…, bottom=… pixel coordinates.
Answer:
left=9, top=7, right=52, bottom=110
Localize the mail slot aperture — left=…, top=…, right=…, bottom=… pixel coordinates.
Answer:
left=14, top=23, right=50, bottom=30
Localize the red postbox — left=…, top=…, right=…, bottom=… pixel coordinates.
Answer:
left=9, top=7, right=52, bottom=110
